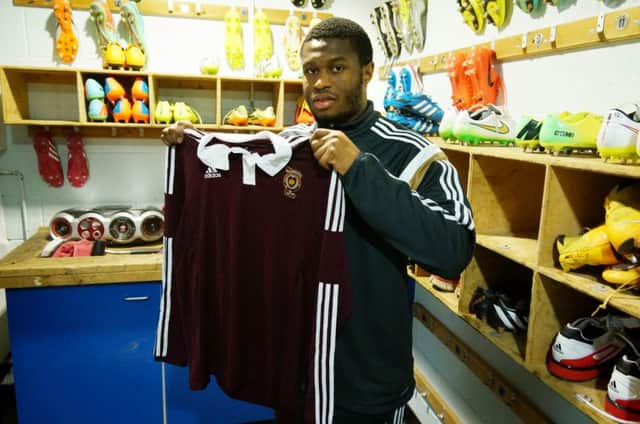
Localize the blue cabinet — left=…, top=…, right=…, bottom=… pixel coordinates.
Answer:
left=7, top=282, right=163, bottom=424
left=6, top=281, right=276, bottom=424
left=164, top=364, right=274, bottom=423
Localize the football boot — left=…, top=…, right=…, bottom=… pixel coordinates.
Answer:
left=225, top=6, right=245, bottom=70
left=603, top=263, right=640, bottom=287
left=224, top=105, right=249, bottom=126
left=53, top=0, right=78, bottom=63
left=539, top=112, right=603, bottom=155
left=604, top=183, right=640, bottom=263
left=514, top=115, right=544, bottom=151
left=606, top=349, right=640, bottom=422
left=154, top=101, right=173, bottom=125
left=547, top=315, right=638, bottom=382
left=597, top=103, right=640, bottom=162
left=552, top=225, right=620, bottom=272
left=452, top=104, right=517, bottom=145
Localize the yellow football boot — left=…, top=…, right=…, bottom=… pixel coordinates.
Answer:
left=284, top=13, right=302, bottom=71
left=173, top=102, right=202, bottom=124
left=553, top=225, right=620, bottom=272
left=602, top=263, right=640, bottom=287
left=253, top=9, right=273, bottom=72
left=459, top=0, right=485, bottom=34
left=485, top=0, right=508, bottom=28
left=124, top=44, right=146, bottom=70
left=154, top=101, right=174, bottom=125
left=225, top=6, right=244, bottom=71
left=103, top=41, right=125, bottom=69
left=605, top=184, right=640, bottom=262
left=539, top=112, right=603, bottom=155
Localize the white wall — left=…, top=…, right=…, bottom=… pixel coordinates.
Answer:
left=372, top=0, right=640, bottom=118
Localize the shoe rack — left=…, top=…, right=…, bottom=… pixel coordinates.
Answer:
left=378, top=5, right=640, bottom=79
left=13, top=0, right=333, bottom=25
left=0, top=66, right=304, bottom=138
left=411, top=139, right=640, bottom=423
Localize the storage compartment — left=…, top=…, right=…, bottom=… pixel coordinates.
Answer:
left=468, top=155, right=545, bottom=238
left=151, top=74, right=217, bottom=126
left=538, top=166, right=630, bottom=269
left=468, top=155, right=545, bottom=267
left=219, top=77, right=280, bottom=129
left=81, top=71, right=150, bottom=124
left=460, top=245, right=533, bottom=364
left=527, top=273, right=631, bottom=421
left=0, top=67, right=79, bottom=123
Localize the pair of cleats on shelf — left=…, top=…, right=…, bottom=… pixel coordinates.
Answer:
left=155, top=101, right=202, bottom=125
left=224, top=105, right=276, bottom=127
left=547, top=314, right=640, bottom=422
left=33, top=132, right=88, bottom=188
left=383, top=65, right=443, bottom=136
left=552, top=181, right=640, bottom=286
left=89, top=0, right=147, bottom=69
left=447, top=47, right=503, bottom=112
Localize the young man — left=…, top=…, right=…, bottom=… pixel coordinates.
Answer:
left=161, top=17, right=474, bottom=424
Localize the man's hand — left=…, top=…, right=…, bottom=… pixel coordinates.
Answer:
left=160, top=121, right=194, bottom=146
left=309, top=129, right=360, bottom=175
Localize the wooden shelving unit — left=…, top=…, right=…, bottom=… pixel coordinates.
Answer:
left=0, top=66, right=302, bottom=137
left=412, top=138, right=640, bottom=423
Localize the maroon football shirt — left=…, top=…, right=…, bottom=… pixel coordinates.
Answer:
left=154, top=129, right=351, bottom=423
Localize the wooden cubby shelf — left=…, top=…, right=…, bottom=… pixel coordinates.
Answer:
left=413, top=138, right=640, bottom=423
left=0, top=66, right=302, bottom=138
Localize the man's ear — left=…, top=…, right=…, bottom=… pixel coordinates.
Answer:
left=362, top=61, right=375, bottom=84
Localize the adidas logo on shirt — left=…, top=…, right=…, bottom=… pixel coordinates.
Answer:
left=204, top=167, right=221, bottom=179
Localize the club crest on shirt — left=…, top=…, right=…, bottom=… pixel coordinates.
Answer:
left=283, top=167, right=302, bottom=199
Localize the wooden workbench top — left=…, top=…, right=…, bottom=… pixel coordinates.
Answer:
left=0, top=228, right=162, bottom=289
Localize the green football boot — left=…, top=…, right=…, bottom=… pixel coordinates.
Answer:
left=539, top=112, right=603, bottom=155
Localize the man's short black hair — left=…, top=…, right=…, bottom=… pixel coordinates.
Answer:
left=302, top=17, right=373, bottom=67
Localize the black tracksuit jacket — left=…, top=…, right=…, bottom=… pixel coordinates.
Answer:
left=281, top=101, right=475, bottom=416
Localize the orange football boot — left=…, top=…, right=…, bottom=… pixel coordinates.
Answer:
left=447, top=51, right=474, bottom=110
left=53, top=0, right=78, bottom=63
left=465, top=46, right=502, bottom=107
left=248, top=106, right=276, bottom=127
left=224, top=105, right=249, bottom=126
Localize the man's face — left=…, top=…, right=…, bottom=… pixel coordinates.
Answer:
left=300, top=38, right=373, bottom=125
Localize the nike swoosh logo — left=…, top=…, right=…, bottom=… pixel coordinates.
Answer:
left=470, top=121, right=511, bottom=134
